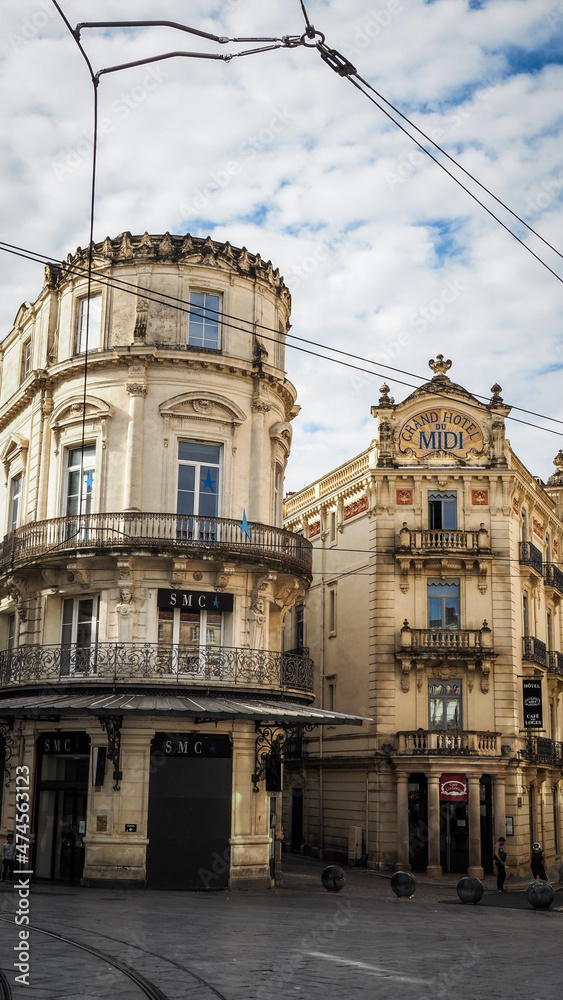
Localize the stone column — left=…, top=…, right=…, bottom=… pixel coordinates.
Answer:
left=426, top=773, right=442, bottom=877
left=123, top=379, right=146, bottom=512
left=467, top=775, right=484, bottom=877
left=493, top=773, right=506, bottom=843
left=396, top=772, right=410, bottom=870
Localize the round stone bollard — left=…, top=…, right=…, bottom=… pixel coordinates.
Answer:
left=456, top=876, right=484, bottom=905
left=526, top=880, right=554, bottom=910
left=391, top=870, right=416, bottom=898
left=321, top=865, right=346, bottom=892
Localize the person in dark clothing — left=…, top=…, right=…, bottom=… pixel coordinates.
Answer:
left=1, top=834, right=15, bottom=882
left=529, top=843, right=548, bottom=881
left=494, top=836, right=507, bottom=892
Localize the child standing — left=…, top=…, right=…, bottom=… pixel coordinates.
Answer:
left=1, top=833, right=16, bottom=882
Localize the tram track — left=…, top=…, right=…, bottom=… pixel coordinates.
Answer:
left=0, top=916, right=231, bottom=1000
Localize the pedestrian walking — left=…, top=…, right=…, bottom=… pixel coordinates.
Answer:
left=1, top=833, right=15, bottom=882
left=529, top=842, right=548, bottom=881
left=494, top=835, right=507, bottom=892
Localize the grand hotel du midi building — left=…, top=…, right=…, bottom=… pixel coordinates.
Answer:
left=0, top=231, right=361, bottom=890
left=283, top=356, right=563, bottom=879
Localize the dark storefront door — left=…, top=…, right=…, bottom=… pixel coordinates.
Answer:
left=408, top=774, right=428, bottom=871
left=440, top=801, right=469, bottom=872
left=480, top=775, right=493, bottom=873
left=35, top=757, right=88, bottom=882
left=147, top=736, right=232, bottom=890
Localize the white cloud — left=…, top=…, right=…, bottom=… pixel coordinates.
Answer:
left=1, top=0, right=563, bottom=491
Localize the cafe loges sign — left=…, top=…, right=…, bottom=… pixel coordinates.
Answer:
left=399, top=407, right=484, bottom=459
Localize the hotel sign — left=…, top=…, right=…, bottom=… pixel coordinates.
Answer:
left=399, top=408, right=484, bottom=459
left=523, top=678, right=543, bottom=729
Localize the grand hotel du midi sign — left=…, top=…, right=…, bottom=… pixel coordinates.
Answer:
left=399, top=408, right=484, bottom=460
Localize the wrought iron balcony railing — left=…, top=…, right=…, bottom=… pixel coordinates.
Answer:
left=522, top=735, right=563, bottom=766
left=522, top=635, right=547, bottom=668
left=544, top=562, right=563, bottom=595
left=520, top=541, right=543, bottom=575
left=0, top=512, right=312, bottom=577
left=397, top=730, right=501, bottom=755
left=548, top=650, right=563, bottom=676
left=0, top=643, right=314, bottom=694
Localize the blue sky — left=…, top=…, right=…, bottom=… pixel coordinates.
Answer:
left=1, top=0, right=563, bottom=489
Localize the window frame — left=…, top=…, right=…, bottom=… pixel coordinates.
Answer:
left=64, top=444, right=96, bottom=518
left=187, top=291, right=222, bottom=351
left=428, top=491, right=457, bottom=530
left=427, top=579, right=460, bottom=630
left=428, top=679, right=462, bottom=731
left=157, top=606, right=224, bottom=673
left=9, top=472, right=23, bottom=532
left=76, top=292, right=102, bottom=354
left=20, top=339, right=32, bottom=383
left=60, top=595, right=98, bottom=674
left=177, top=440, right=221, bottom=520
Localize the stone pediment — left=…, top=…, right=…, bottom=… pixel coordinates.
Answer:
left=49, top=394, right=113, bottom=454
left=371, top=358, right=510, bottom=468
left=159, top=392, right=247, bottom=427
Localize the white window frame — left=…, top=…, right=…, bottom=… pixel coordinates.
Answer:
left=20, top=339, right=31, bottom=383
left=188, top=291, right=221, bottom=350
left=60, top=596, right=98, bottom=674
left=77, top=292, right=102, bottom=353
left=9, top=472, right=23, bottom=532
left=158, top=606, right=224, bottom=674
left=177, top=441, right=221, bottom=520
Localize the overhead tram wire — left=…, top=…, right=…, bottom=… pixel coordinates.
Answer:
left=296, top=28, right=563, bottom=285
left=3, top=237, right=563, bottom=441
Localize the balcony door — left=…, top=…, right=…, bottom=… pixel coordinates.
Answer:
left=64, top=445, right=95, bottom=542
left=428, top=580, right=460, bottom=630
left=61, top=597, right=98, bottom=675
left=177, top=442, right=221, bottom=541
left=157, top=607, right=222, bottom=674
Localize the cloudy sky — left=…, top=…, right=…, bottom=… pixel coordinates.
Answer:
left=2, top=0, right=563, bottom=491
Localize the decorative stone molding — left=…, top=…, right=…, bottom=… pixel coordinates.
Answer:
left=472, top=489, right=488, bottom=505
left=1, top=433, right=29, bottom=484
left=50, top=394, right=113, bottom=455
left=343, top=495, right=368, bottom=520
left=159, top=392, right=246, bottom=445
left=215, top=563, right=236, bottom=591
left=308, top=521, right=320, bottom=538
left=396, top=489, right=413, bottom=505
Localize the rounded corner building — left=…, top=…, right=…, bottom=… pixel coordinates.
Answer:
left=0, top=232, right=358, bottom=890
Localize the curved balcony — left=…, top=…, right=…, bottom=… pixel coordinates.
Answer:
left=0, top=643, right=314, bottom=696
left=0, top=512, right=312, bottom=578
left=396, top=730, right=501, bottom=756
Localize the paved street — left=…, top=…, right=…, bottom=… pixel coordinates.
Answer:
left=0, top=856, right=561, bottom=1000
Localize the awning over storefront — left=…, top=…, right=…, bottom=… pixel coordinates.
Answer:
left=0, top=691, right=366, bottom=725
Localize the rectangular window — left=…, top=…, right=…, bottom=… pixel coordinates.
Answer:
left=188, top=292, right=221, bottom=350
left=428, top=679, right=462, bottom=731
left=554, top=787, right=559, bottom=854
left=294, top=604, right=304, bottom=650
left=547, top=608, right=553, bottom=651
left=177, top=442, right=220, bottom=519
left=273, top=465, right=283, bottom=526
left=20, top=340, right=31, bottom=383
left=523, top=593, right=529, bottom=637
left=158, top=607, right=222, bottom=673
left=9, top=473, right=23, bottom=532
left=428, top=579, right=460, bottom=629
left=329, top=511, right=336, bottom=543
left=328, top=588, right=336, bottom=634
left=65, top=445, right=95, bottom=516
left=61, top=596, right=98, bottom=674
left=77, top=293, right=102, bottom=353
left=6, top=614, right=16, bottom=652
left=428, top=491, right=457, bottom=530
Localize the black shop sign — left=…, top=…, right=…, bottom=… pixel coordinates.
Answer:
left=36, top=731, right=91, bottom=755
left=523, top=679, right=543, bottom=729
left=151, top=733, right=232, bottom=758
left=157, top=589, right=233, bottom=612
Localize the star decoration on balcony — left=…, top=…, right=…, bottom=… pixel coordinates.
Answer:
left=85, top=470, right=94, bottom=491
left=201, top=470, right=216, bottom=492
left=238, top=510, right=252, bottom=540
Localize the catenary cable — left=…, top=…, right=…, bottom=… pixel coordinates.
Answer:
left=2, top=239, right=563, bottom=442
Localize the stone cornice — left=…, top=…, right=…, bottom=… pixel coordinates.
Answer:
left=0, top=348, right=299, bottom=432
left=46, top=231, right=291, bottom=303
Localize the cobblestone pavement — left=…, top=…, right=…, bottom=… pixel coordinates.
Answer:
left=0, top=856, right=561, bottom=1000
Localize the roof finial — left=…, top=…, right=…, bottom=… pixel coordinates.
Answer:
left=428, top=354, right=452, bottom=379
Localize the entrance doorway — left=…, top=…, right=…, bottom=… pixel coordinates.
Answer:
left=146, top=734, right=232, bottom=890
left=34, top=756, right=88, bottom=882
left=408, top=774, right=428, bottom=871
left=440, top=801, right=469, bottom=872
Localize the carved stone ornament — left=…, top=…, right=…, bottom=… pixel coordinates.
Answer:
left=193, top=399, right=212, bottom=414
left=428, top=354, right=452, bottom=378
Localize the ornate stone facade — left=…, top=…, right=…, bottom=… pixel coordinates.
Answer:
left=284, top=359, right=563, bottom=880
